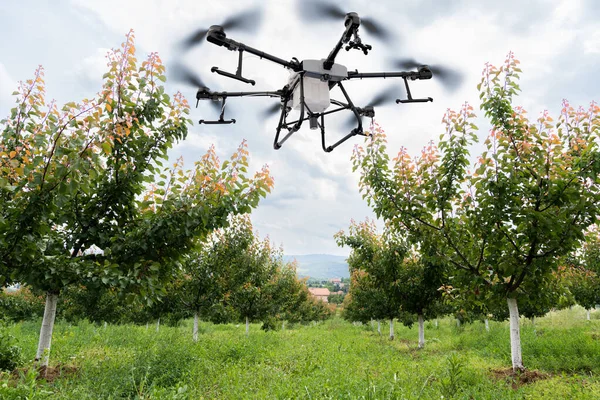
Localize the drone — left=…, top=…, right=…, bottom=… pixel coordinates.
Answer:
left=174, top=4, right=462, bottom=152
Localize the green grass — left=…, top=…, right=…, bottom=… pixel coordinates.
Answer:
left=2, top=307, right=600, bottom=399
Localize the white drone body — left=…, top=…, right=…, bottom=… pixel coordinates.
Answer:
left=288, top=59, right=348, bottom=113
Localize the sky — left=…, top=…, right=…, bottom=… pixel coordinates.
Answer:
left=1, top=0, right=598, bottom=256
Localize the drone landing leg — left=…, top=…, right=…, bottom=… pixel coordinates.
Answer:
left=320, top=82, right=365, bottom=152
left=199, top=97, right=236, bottom=125
left=274, top=74, right=307, bottom=150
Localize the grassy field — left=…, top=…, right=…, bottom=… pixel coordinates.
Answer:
left=2, top=307, right=600, bottom=399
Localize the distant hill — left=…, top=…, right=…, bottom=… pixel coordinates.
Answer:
left=283, top=254, right=349, bottom=280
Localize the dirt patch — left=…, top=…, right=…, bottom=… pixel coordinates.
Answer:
left=11, top=363, right=78, bottom=383
left=490, top=367, right=550, bottom=389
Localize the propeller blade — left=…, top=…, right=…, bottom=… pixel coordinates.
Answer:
left=392, top=58, right=464, bottom=92
left=360, top=17, right=392, bottom=42
left=170, top=63, right=208, bottom=89
left=342, top=114, right=360, bottom=131
left=210, top=99, right=223, bottom=113
left=299, top=2, right=394, bottom=42
left=263, top=102, right=282, bottom=118
left=393, top=58, right=421, bottom=70
left=300, top=1, right=346, bottom=21
left=341, top=88, right=396, bottom=130
left=170, top=63, right=227, bottom=119
left=179, top=8, right=262, bottom=51
left=221, top=8, right=263, bottom=32
left=427, top=65, right=464, bottom=91
left=367, top=87, right=397, bottom=107
left=180, top=28, right=210, bottom=51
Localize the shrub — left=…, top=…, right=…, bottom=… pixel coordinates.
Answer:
left=0, top=287, right=45, bottom=322
left=0, top=321, right=23, bottom=371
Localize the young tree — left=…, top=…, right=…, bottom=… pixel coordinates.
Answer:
left=283, top=276, right=332, bottom=325
left=180, top=215, right=255, bottom=340
left=261, top=260, right=306, bottom=330
left=336, top=219, right=408, bottom=340
left=0, top=31, right=273, bottom=367
left=567, top=227, right=600, bottom=319
left=337, top=219, right=445, bottom=346
left=342, top=269, right=389, bottom=332
left=395, top=247, right=446, bottom=348
left=227, top=221, right=280, bottom=336
left=353, top=52, right=600, bottom=370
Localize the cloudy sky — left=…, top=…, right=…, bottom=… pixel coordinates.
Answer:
left=1, top=0, right=598, bottom=256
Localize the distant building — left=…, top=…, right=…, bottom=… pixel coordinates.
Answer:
left=308, top=287, right=331, bottom=303
left=329, top=278, right=342, bottom=284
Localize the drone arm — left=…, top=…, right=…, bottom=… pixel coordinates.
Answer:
left=347, top=71, right=418, bottom=80
left=196, top=90, right=285, bottom=125
left=346, top=69, right=434, bottom=103
left=207, top=31, right=300, bottom=71
left=239, top=43, right=300, bottom=70
left=323, top=36, right=346, bottom=71
left=197, top=90, right=284, bottom=101
left=323, top=24, right=359, bottom=70
left=323, top=12, right=364, bottom=70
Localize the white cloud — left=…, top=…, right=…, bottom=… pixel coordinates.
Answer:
left=583, top=28, right=600, bottom=54
left=71, top=48, right=111, bottom=90
left=0, top=62, right=15, bottom=117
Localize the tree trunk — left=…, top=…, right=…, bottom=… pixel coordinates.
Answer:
left=456, top=319, right=461, bottom=327
left=245, top=316, right=249, bottom=336
left=193, top=312, right=199, bottom=342
left=435, top=319, right=438, bottom=328
left=485, top=318, right=489, bottom=332
left=104, top=321, right=107, bottom=329
left=587, top=309, right=591, bottom=321
left=156, top=318, right=160, bottom=333
left=507, top=298, right=524, bottom=371
left=389, top=319, right=394, bottom=340
left=35, top=292, right=59, bottom=368
left=418, top=314, right=425, bottom=349
left=377, top=320, right=381, bottom=335
left=282, top=321, right=285, bottom=331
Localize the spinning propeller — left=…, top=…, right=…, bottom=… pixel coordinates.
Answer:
left=342, top=86, right=397, bottom=129
left=299, top=1, right=393, bottom=42
left=170, top=62, right=222, bottom=113
left=179, top=8, right=263, bottom=51
left=392, top=58, right=464, bottom=92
